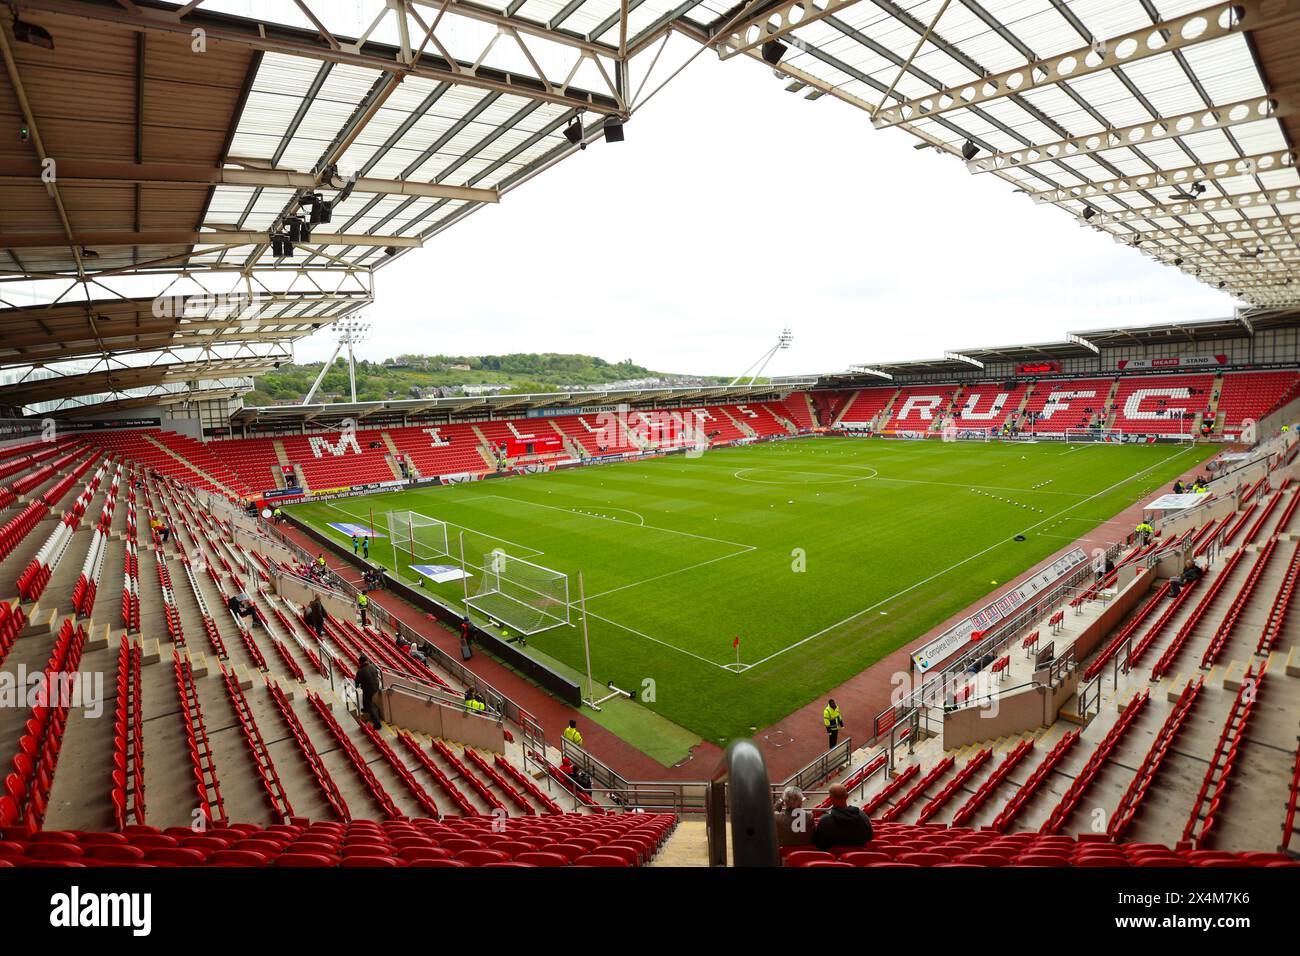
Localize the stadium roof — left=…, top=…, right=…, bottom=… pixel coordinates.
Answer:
left=952, top=340, right=1099, bottom=363
left=837, top=309, right=1300, bottom=373
left=230, top=380, right=816, bottom=426
left=695, top=0, right=1300, bottom=306
left=2, top=0, right=1298, bottom=414
left=1072, top=309, right=1300, bottom=344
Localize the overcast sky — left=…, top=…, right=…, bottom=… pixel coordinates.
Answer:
left=288, top=39, right=1235, bottom=378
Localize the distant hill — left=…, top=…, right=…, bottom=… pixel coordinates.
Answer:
left=245, top=353, right=728, bottom=405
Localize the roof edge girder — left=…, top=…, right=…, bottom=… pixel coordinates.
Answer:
left=873, top=0, right=1300, bottom=130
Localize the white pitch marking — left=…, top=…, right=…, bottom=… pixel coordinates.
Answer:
left=741, top=445, right=1197, bottom=671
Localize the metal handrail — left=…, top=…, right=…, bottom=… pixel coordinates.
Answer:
left=1075, top=675, right=1102, bottom=718
left=778, top=739, right=853, bottom=792
left=584, top=783, right=711, bottom=815
left=560, top=736, right=629, bottom=793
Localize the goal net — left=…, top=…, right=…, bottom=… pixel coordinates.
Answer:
left=938, top=419, right=993, bottom=442
left=386, top=511, right=449, bottom=565
left=1066, top=427, right=1126, bottom=444
left=465, top=549, right=570, bottom=635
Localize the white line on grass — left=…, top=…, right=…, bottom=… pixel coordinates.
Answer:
left=474, top=494, right=757, bottom=551
left=320, top=500, right=545, bottom=558
left=729, top=460, right=1091, bottom=498
left=583, top=545, right=756, bottom=601
left=581, top=609, right=740, bottom=672
left=738, top=444, right=1198, bottom=671
left=866, top=475, right=1089, bottom=498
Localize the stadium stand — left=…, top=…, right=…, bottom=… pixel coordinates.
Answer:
left=101, top=370, right=1299, bottom=502
left=0, top=371, right=1299, bottom=874
left=1110, top=374, right=1215, bottom=436
left=836, top=387, right=896, bottom=428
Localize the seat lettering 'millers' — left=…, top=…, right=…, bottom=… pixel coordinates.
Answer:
left=308, top=432, right=362, bottom=458
left=897, top=395, right=945, bottom=420
left=1040, top=390, right=1097, bottom=420
left=734, top=405, right=759, bottom=419
left=1124, top=387, right=1191, bottom=420
left=420, top=427, right=450, bottom=448
left=958, top=392, right=1009, bottom=420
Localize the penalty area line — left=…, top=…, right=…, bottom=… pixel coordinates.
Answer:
left=583, top=545, right=756, bottom=601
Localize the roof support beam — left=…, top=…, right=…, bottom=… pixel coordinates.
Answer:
left=20, top=0, right=621, bottom=115
left=0, top=159, right=500, bottom=203
left=872, top=0, right=1300, bottom=129
left=1090, top=185, right=1300, bottom=225
left=1104, top=217, right=1300, bottom=245
left=1026, top=149, right=1298, bottom=203
left=714, top=0, right=866, bottom=60
left=968, top=92, right=1295, bottom=174
left=0, top=232, right=422, bottom=251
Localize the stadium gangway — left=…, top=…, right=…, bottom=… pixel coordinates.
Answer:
left=942, top=649, right=1077, bottom=721
left=872, top=555, right=1099, bottom=742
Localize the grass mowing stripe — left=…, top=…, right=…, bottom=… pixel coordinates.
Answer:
left=740, top=443, right=1195, bottom=670
left=288, top=436, right=1216, bottom=746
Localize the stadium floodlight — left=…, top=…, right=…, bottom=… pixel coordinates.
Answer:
left=300, top=316, right=369, bottom=403
left=731, top=328, right=793, bottom=386
left=961, top=140, right=979, bottom=160
left=466, top=551, right=570, bottom=635
left=564, top=116, right=585, bottom=149
left=338, top=318, right=369, bottom=403
left=270, top=233, right=294, bottom=257
left=1082, top=205, right=1097, bottom=220
left=304, top=192, right=332, bottom=225
left=602, top=115, right=624, bottom=143
left=761, top=39, right=788, bottom=65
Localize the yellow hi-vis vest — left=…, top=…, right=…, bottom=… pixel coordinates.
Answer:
left=357, top=594, right=368, bottom=609
left=823, top=705, right=841, bottom=729
left=563, top=725, right=583, bottom=746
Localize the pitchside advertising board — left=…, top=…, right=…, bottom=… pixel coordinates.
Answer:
left=911, top=547, right=1089, bottom=674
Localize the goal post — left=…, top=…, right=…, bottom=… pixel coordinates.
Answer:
left=939, top=419, right=993, bottom=442
left=386, top=510, right=449, bottom=567
left=465, top=549, right=570, bottom=635
left=1065, top=427, right=1126, bottom=444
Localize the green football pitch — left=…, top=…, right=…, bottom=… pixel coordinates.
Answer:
left=288, top=436, right=1215, bottom=756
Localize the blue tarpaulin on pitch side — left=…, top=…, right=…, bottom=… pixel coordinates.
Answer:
left=411, top=564, right=470, bottom=583
left=327, top=522, right=386, bottom=538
